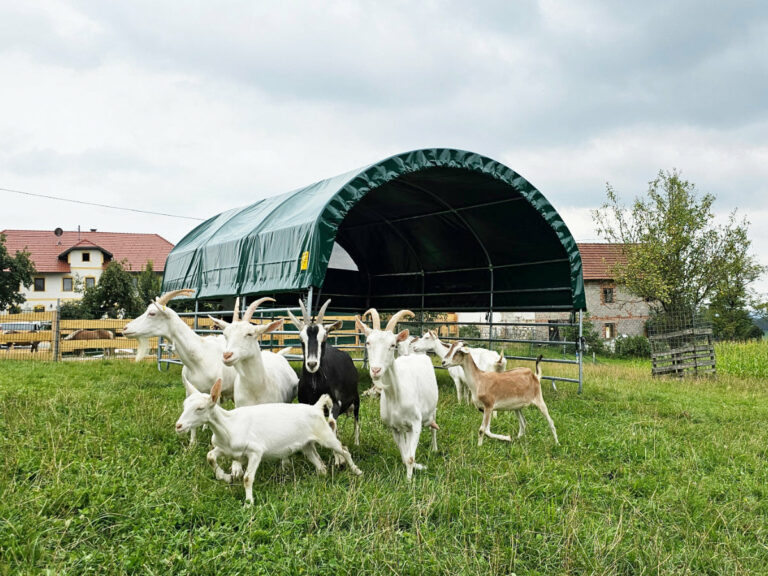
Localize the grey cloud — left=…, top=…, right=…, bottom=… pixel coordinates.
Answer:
left=2, top=147, right=172, bottom=177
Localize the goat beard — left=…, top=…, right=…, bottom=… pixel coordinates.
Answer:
left=135, top=337, right=150, bottom=362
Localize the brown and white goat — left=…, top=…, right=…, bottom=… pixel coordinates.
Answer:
left=442, top=342, right=558, bottom=446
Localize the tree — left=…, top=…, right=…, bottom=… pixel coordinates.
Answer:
left=0, top=233, right=36, bottom=312
left=707, top=271, right=763, bottom=340
left=137, top=261, right=162, bottom=305
left=593, top=169, right=764, bottom=315
left=79, top=260, right=142, bottom=319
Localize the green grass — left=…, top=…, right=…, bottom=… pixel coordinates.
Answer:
left=1, top=355, right=767, bottom=575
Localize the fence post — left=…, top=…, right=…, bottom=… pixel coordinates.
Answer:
left=577, top=309, right=583, bottom=394
left=53, top=300, right=61, bottom=362
left=487, top=267, right=494, bottom=347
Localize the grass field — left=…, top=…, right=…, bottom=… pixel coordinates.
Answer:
left=1, top=351, right=767, bottom=575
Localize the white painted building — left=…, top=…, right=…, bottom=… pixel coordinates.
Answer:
left=2, top=230, right=174, bottom=312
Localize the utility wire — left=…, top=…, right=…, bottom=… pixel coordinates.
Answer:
left=0, top=186, right=205, bottom=221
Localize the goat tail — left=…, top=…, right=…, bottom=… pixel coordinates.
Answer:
left=535, top=354, right=543, bottom=381
left=315, top=394, right=334, bottom=415
left=494, top=349, right=506, bottom=372
left=276, top=346, right=292, bottom=357
left=315, top=394, right=336, bottom=431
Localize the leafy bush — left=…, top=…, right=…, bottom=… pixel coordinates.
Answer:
left=58, top=300, right=95, bottom=320
left=562, top=314, right=605, bottom=355
left=613, top=334, right=651, bottom=358
left=459, top=324, right=480, bottom=340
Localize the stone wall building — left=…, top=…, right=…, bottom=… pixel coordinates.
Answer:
left=574, top=243, right=651, bottom=339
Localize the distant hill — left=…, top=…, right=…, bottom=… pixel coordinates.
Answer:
left=751, top=314, right=768, bottom=333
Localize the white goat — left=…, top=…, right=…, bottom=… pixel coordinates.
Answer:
left=442, top=343, right=558, bottom=446
left=175, top=377, right=362, bottom=504
left=355, top=309, right=439, bottom=481
left=208, top=297, right=298, bottom=407
left=396, top=335, right=419, bottom=357
left=123, top=289, right=236, bottom=445
left=412, top=330, right=505, bottom=403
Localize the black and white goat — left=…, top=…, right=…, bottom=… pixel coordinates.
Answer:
left=286, top=298, right=361, bottom=446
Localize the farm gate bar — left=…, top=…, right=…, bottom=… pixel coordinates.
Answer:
left=157, top=293, right=585, bottom=393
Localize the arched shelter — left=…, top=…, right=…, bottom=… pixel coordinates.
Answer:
left=162, top=148, right=586, bottom=315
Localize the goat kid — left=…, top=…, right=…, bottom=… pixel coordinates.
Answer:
left=175, top=377, right=362, bottom=505
left=356, top=309, right=439, bottom=481
left=412, top=330, right=505, bottom=404
left=442, top=342, right=558, bottom=446
left=286, top=298, right=360, bottom=447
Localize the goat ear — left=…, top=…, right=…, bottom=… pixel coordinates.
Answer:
left=355, top=316, right=371, bottom=335
left=396, top=329, right=410, bottom=343
left=259, top=318, right=284, bottom=335
left=325, top=320, right=343, bottom=333
left=208, top=315, right=229, bottom=329
left=210, top=378, right=222, bottom=404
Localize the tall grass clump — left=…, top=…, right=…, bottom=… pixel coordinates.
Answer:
left=715, top=339, right=768, bottom=378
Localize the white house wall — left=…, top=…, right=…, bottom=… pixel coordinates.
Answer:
left=20, top=249, right=106, bottom=311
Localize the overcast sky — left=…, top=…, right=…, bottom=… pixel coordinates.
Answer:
left=2, top=1, right=767, bottom=293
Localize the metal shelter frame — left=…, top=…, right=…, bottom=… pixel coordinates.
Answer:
left=159, top=148, right=587, bottom=392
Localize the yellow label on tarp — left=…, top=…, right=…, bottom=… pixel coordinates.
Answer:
left=300, top=251, right=309, bottom=271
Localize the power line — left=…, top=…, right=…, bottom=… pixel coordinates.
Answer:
left=0, top=186, right=205, bottom=221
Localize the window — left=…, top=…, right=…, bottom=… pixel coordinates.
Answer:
left=63, top=277, right=74, bottom=292
left=85, top=277, right=96, bottom=289
left=34, top=277, right=45, bottom=292
left=602, top=286, right=615, bottom=304
left=82, top=252, right=90, bottom=262
left=605, top=323, right=616, bottom=339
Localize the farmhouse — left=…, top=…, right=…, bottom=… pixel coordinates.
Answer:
left=577, top=243, right=651, bottom=339
left=1, top=229, right=174, bottom=312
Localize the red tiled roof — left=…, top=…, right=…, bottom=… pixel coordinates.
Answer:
left=58, top=239, right=113, bottom=260
left=577, top=243, right=627, bottom=280
left=1, top=230, right=174, bottom=273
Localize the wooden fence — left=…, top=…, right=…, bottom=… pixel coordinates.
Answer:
left=2, top=311, right=459, bottom=361
left=650, top=327, right=716, bottom=377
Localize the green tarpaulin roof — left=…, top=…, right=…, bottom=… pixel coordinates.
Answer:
left=162, top=148, right=585, bottom=311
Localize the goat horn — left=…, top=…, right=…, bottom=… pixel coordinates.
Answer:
left=363, top=308, right=381, bottom=331
left=242, top=297, right=275, bottom=324
left=315, top=299, right=331, bottom=324
left=233, top=297, right=241, bottom=322
left=385, top=310, right=414, bottom=332
left=286, top=303, right=304, bottom=329
left=298, top=298, right=310, bottom=325
left=156, top=288, right=195, bottom=306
